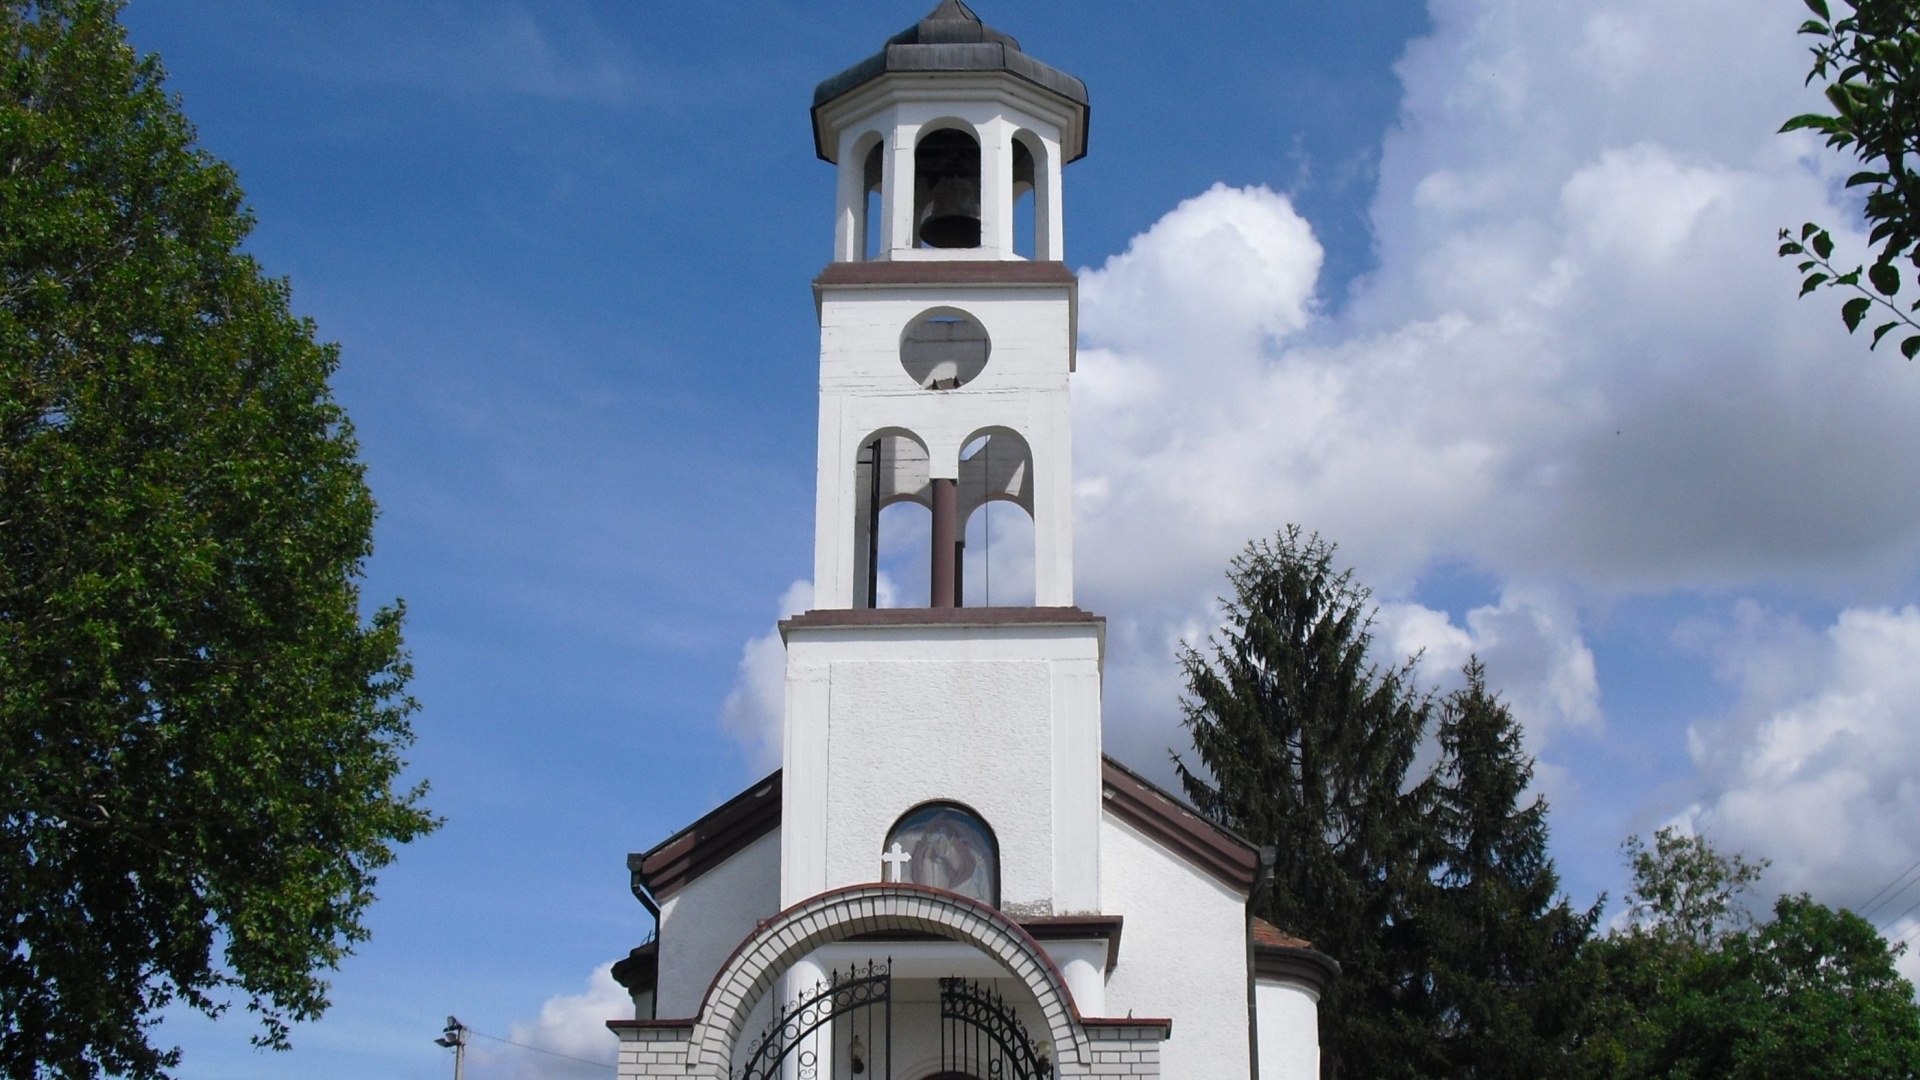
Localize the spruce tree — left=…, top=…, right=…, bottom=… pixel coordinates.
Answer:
left=1176, top=527, right=1437, bottom=1080
left=1425, top=660, right=1596, bottom=1079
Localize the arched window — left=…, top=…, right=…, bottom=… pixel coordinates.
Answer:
left=882, top=802, right=999, bottom=906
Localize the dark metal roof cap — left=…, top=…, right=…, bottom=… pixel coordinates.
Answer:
left=812, top=3, right=1090, bottom=160
left=886, top=0, right=1022, bottom=48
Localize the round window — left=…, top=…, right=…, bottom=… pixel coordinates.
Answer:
left=900, top=309, right=990, bottom=390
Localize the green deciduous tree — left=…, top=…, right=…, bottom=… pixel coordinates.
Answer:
left=1621, top=827, right=1766, bottom=948
left=1778, top=0, right=1920, bottom=357
left=1579, top=831, right=1920, bottom=1080
left=1175, top=527, right=1437, bottom=1079
left=0, top=3, right=437, bottom=1077
left=1423, top=662, right=1597, bottom=1080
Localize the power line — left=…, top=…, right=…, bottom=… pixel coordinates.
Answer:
left=464, top=1026, right=610, bottom=1069
left=1860, top=856, right=1920, bottom=920
left=1875, top=891, right=1920, bottom=939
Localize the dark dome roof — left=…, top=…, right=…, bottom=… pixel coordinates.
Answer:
left=883, top=0, right=1023, bottom=49
left=811, top=1, right=1090, bottom=160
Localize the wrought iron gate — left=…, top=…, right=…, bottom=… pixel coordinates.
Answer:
left=938, top=977, right=1051, bottom=1080
left=737, top=962, right=892, bottom=1080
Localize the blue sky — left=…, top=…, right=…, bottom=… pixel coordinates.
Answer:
left=116, top=2, right=1920, bottom=1077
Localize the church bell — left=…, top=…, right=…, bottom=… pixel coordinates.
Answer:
left=914, top=129, right=982, bottom=249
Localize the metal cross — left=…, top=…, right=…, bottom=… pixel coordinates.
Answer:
left=881, top=842, right=912, bottom=883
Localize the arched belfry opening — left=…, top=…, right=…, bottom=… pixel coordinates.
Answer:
left=1011, top=133, right=1039, bottom=260
left=914, top=127, right=982, bottom=249
left=959, top=429, right=1035, bottom=607
left=853, top=430, right=931, bottom=609
left=862, top=139, right=884, bottom=261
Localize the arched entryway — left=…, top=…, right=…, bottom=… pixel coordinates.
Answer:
left=685, top=885, right=1088, bottom=1078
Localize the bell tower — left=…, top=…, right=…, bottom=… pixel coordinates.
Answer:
left=780, top=1, right=1104, bottom=929
left=806, top=0, right=1088, bottom=612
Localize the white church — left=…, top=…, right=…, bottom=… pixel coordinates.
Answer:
left=607, top=5, right=1336, bottom=1078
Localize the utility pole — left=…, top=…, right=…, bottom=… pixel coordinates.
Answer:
left=434, top=1016, right=467, bottom=1080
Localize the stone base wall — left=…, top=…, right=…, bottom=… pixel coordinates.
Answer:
left=614, top=1018, right=1174, bottom=1079
left=1075, top=1021, right=1169, bottom=1078
left=613, top=1022, right=694, bottom=1078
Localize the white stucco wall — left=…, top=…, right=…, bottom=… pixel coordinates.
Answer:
left=654, top=828, right=782, bottom=1019
left=812, top=285, right=1077, bottom=609
left=1099, top=813, right=1251, bottom=1079
left=1255, top=980, right=1320, bottom=1080
left=782, top=621, right=1103, bottom=917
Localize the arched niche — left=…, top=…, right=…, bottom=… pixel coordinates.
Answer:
left=852, top=428, right=930, bottom=609
left=882, top=801, right=1000, bottom=907
left=914, top=121, right=983, bottom=249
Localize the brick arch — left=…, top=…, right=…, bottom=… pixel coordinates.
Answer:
left=687, top=884, right=1088, bottom=1075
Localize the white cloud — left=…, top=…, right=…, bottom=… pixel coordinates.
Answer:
left=1069, top=0, right=1920, bottom=797
left=1680, top=604, right=1920, bottom=914
left=470, top=963, right=627, bottom=1079
left=1379, top=589, right=1600, bottom=745
left=720, top=580, right=813, bottom=773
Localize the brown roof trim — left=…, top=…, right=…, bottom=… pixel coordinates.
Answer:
left=631, top=772, right=781, bottom=901
left=1019, top=914, right=1123, bottom=974
left=1252, top=942, right=1340, bottom=997
left=1082, top=1017, right=1173, bottom=1040
left=814, top=260, right=1077, bottom=289
left=1249, top=917, right=1312, bottom=951
left=1101, top=756, right=1259, bottom=895
left=607, top=1018, right=695, bottom=1032
left=845, top=914, right=1123, bottom=972
left=781, top=606, right=1102, bottom=638
left=609, top=941, right=658, bottom=998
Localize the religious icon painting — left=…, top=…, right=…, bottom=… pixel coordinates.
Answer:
left=884, top=803, right=999, bottom=907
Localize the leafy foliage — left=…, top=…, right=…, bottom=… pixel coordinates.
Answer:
left=1779, top=0, right=1920, bottom=357
left=1578, top=833, right=1920, bottom=1080
left=0, top=2, right=437, bottom=1077
left=1621, top=827, right=1766, bottom=948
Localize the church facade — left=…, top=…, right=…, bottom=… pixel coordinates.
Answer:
left=608, top=6, right=1335, bottom=1078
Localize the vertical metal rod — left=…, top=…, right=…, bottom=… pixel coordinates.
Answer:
left=866, top=437, right=882, bottom=609
left=929, top=478, right=957, bottom=608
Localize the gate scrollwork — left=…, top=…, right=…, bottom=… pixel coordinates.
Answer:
left=737, top=962, right=891, bottom=1080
